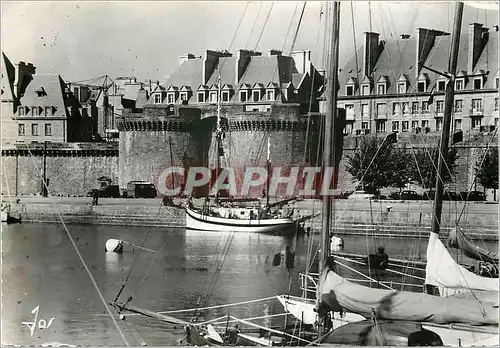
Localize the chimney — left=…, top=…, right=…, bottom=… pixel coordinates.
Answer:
left=400, top=34, right=410, bottom=39
left=235, top=49, right=262, bottom=84
left=269, top=49, right=282, bottom=57
left=415, top=28, right=449, bottom=78
left=14, top=61, right=36, bottom=98
left=178, top=53, right=197, bottom=66
left=203, top=49, right=233, bottom=85
left=291, top=50, right=312, bottom=74
left=468, top=23, right=489, bottom=74
left=363, top=32, right=381, bottom=77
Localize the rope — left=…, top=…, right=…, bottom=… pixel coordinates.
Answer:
left=288, top=2, right=307, bottom=55
left=245, top=2, right=264, bottom=48
left=253, top=2, right=275, bottom=51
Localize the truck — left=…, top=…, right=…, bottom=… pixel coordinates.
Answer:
left=126, top=181, right=157, bottom=198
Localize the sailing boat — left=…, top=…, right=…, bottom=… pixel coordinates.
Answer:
left=278, top=1, right=498, bottom=346
left=185, top=78, right=315, bottom=234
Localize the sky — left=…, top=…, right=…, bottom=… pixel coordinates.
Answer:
left=1, top=1, right=498, bottom=84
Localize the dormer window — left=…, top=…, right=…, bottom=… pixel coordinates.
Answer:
left=417, top=81, right=426, bottom=92
left=455, top=79, right=464, bottom=91
left=240, top=90, right=248, bottom=102
left=32, top=106, right=39, bottom=116
left=154, top=94, right=162, bottom=104
left=252, top=90, right=261, bottom=102
left=495, top=77, right=499, bottom=89
left=397, top=82, right=407, bottom=94
left=377, top=84, right=386, bottom=95
left=437, top=80, right=446, bottom=91
left=473, top=77, right=483, bottom=90
left=209, top=91, right=218, bottom=103
left=18, top=107, right=26, bottom=116
left=167, top=93, right=175, bottom=104
left=180, top=92, right=188, bottom=101
left=222, top=91, right=230, bottom=102
left=266, top=89, right=275, bottom=101
left=346, top=86, right=355, bottom=96
left=45, top=106, right=52, bottom=116
left=197, top=92, right=205, bottom=103
left=361, top=84, right=370, bottom=96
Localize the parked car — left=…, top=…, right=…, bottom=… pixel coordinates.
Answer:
left=424, top=190, right=460, bottom=201
left=86, top=185, right=120, bottom=198
left=347, top=190, right=376, bottom=200
left=460, top=191, right=486, bottom=201
left=127, top=181, right=157, bottom=198
left=389, top=190, right=421, bottom=200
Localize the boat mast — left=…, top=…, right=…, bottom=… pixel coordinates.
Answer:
left=319, top=0, right=341, bottom=275
left=430, top=2, right=463, bottom=235
left=216, top=75, right=222, bottom=198
left=266, top=136, right=271, bottom=207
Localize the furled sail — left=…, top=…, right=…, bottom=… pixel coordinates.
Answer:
left=448, top=227, right=499, bottom=264
left=318, top=268, right=498, bottom=326
left=426, top=232, right=499, bottom=291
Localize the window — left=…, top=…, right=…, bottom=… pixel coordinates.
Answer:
left=197, top=92, right=205, bottom=103
left=377, top=84, right=386, bottom=95
left=495, top=77, right=499, bottom=90
left=361, top=104, right=369, bottom=117
left=240, top=90, right=247, bottom=102
left=473, top=78, right=482, bottom=90
left=436, top=118, right=443, bottom=132
left=472, top=117, right=482, bottom=129
left=154, top=94, right=162, bottom=104
left=402, top=102, right=410, bottom=114
left=495, top=98, right=499, bottom=111
left=437, top=80, right=446, bottom=91
left=472, top=99, right=483, bottom=112
left=436, top=101, right=444, bottom=114
left=31, top=124, right=39, bottom=136
left=167, top=93, right=175, bottom=104
left=421, top=119, right=429, bottom=128
left=45, top=106, right=52, bottom=116
left=362, top=122, right=369, bottom=129
left=376, top=121, right=386, bottom=133
left=346, top=85, right=355, bottom=96
left=392, top=102, right=401, bottom=114
left=376, top=103, right=386, bottom=116
left=346, top=104, right=355, bottom=119
left=32, top=106, right=39, bottom=116
left=222, top=91, right=229, bottom=102
left=45, top=124, right=52, bottom=136
left=253, top=90, right=260, bottom=102
left=361, top=85, right=370, bottom=95
left=180, top=93, right=188, bottom=101
left=392, top=121, right=399, bottom=132
left=422, top=101, right=429, bottom=113
left=18, top=124, right=25, bottom=136
left=18, top=107, right=25, bottom=116
left=412, top=101, right=420, bottom=114
left=454, top=119, right=462, bottom=130
left=397, top=82, right=406, bottom=94
left=454, top=100, right=463, bottom=112
left=417, top=81, right=426, bottom=92
left=455, top=79, right=464, bottom=91
left=266, top=90, right=275, bottom=101
left=209, top=91, right=217, bottom=103
left=411, top=120, right=419, bottom=130
left=402, top=121, right=409, bottom=132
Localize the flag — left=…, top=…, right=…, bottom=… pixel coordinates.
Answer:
left=427, top=85, right=436, bottom=105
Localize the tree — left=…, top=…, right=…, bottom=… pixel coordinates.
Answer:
left=387, top=146, right=412, bottom=192
left=346, top=137, right=395, bottom=193
left=476, top=147, right=498, bottom=200
left=410, top=147, right=458, bottom=189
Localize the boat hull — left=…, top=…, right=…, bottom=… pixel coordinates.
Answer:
left=185, top=205, right=297, bottom=234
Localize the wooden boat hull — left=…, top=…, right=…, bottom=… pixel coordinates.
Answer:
left=185, top=205, right=296, bottom=234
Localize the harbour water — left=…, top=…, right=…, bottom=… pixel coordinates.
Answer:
left=2, top=223, right=497, bottom=346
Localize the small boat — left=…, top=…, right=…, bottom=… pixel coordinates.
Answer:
left=1, top=201, right=21, bottom=224
left=185, top=197, right=306, bottom=234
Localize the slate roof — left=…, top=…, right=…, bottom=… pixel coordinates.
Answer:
left=474, top=31, right=498, bottom=88
left=1, top=52, right=16, bottom=100
left=19, top=75, right=70, bottom=118
left=206, top=57, right=237, bottom=86
left=165, top=59, right=203, bottom=89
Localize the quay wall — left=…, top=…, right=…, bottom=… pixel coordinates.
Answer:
left=1, top=143, right=119, bottom=197
left=6, top=198, right=498, bottom=240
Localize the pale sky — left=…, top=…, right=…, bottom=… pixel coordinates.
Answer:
left=1, top=1, right=498, bottom=83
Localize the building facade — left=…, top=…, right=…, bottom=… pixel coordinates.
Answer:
left=1, top=53, right=92, bottom=145
left=332, top=23, right=498, bottom=137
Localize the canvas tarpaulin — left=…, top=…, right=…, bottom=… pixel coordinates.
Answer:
left=426, top=232, right=499, bottom=291
left=318, top=269, right=498, bottom=326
